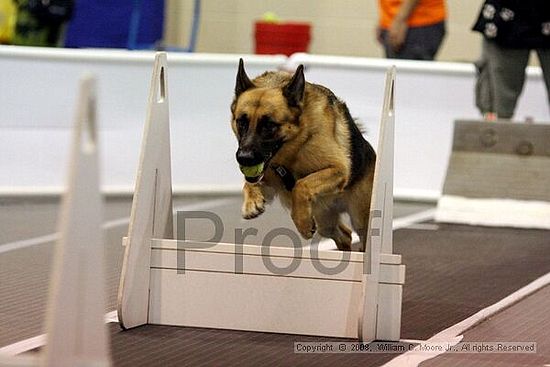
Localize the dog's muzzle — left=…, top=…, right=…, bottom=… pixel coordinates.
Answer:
left=236, top=140, right=284, bottom=184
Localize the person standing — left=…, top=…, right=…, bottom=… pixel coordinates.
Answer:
left=11, top=0, right=73, bottom=47
left=377, top=0, right=446, bottom=60
left=473, top=0, right=550, bottom=120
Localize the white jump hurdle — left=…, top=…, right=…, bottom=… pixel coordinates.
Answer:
left=0, top=76, right=111, bottom=366
left=117, top=53, right=404, bottom=341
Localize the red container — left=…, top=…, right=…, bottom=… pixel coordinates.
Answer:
left=254, top=21, right=311, bottom=56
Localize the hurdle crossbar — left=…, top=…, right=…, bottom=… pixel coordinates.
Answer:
left=117, top=53, right=404, bottom=341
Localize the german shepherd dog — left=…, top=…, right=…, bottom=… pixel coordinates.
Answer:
left=231, top=59, right=376, bottom=251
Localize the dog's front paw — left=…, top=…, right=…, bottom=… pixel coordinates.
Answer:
left=291, top=209, right=316, bottom=239
left=242, top=199, right=265, bottom=219
left=242, top=182, right=266, bottom=219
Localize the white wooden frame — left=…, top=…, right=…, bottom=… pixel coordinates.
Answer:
left=117, top=53, right=404, bottom=341
left=0, top=75, right=111, bottom=366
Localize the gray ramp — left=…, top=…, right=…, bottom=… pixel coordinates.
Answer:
left=435, top=120, right=550, bottom=229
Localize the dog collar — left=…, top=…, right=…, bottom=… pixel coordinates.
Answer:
left=271, top=165, right=295, bottom=191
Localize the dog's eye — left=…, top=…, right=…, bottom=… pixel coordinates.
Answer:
left=259, top=116, right=278, bottom=136
left=236, top=115, right=249, bottom=135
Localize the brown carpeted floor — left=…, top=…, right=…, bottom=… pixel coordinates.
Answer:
left=105, top=223, right=550, bottom=366
left=421, top=285, right=550, bottom=367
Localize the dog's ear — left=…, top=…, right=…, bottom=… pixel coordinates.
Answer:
left=235, top=58, right=254, bottom=97
left=283, top=65, right=305, bottom=108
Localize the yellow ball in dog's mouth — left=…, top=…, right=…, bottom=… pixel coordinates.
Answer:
left=239, top=162, right=265, bottom=178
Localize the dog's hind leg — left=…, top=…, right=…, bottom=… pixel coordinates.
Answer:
left=334, top=222, right=353, bottom=251
left=313, top=208, right=352, bottom=251
left=348, top=205, right=370, bottom=252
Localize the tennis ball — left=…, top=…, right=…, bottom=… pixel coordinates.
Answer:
left=240, top=162, right=265, bottom=178
left=262, top=11, right=279, bottom=23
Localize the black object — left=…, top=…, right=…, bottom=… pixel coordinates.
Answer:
left=271, top=165, right=296, bottom=191
left=472, top=0, right=550, bottom=49
left=27, top=0, right=74, bottom=24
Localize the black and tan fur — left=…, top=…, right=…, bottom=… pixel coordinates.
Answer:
left=231, top=59, right=376, bottom=251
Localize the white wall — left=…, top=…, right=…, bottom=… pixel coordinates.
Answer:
left=0, top=46, right=548, bottom=199
left=165, top=0, right=485, bottom=62
left=0, top=46, right=285, bottom=195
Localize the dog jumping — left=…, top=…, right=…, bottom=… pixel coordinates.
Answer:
left=230, top=59, right=376, bottom=251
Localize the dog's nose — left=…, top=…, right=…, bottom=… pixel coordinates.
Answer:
left=236, top=148, right=261, bottom=166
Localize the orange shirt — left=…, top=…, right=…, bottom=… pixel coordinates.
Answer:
left=379, top=0, right=446, bottom=29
